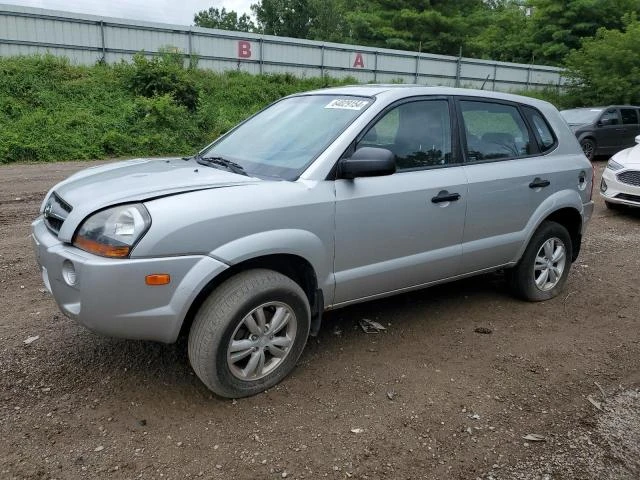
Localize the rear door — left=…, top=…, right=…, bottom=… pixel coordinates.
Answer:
left=457, top=98, right=557, bottom=272
left=333, top=97, right=468, bottom=304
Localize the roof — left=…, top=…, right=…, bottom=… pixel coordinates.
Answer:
left=296, top=84, right=556, bottom=110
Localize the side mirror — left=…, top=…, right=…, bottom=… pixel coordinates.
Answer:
left=635, top=135, right=640, bottom=145
left=339, top=147, right=396, bottom=179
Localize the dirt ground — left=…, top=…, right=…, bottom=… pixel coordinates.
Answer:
left=1, top=160, right=639, bottom=480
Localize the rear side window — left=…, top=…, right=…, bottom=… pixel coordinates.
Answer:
left=621, top=108, right=638, bottom=125
left=459, top=100, right=532, bottom=161
left=522, top=106, right=556, bottom=153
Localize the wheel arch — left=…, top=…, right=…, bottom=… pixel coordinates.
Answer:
left=577, top=132, right=596, bottom=144
left=543, top=207, right=583, bottom=261
left=520, top=206, right=583, bottom=264
left=180, top=253, right=323, bottom=338
left=515, top=187, right=586, bottom=266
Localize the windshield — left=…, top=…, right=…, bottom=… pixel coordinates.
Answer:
left=201, top=95, right=373, bottom=180
left=560, top=108, right=603, bottom=125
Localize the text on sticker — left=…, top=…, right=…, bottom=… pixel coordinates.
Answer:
left=325, top=99, right=369, bottom=110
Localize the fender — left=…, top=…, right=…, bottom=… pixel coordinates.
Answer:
left=209, top=229, right=334, bottom=301
left=514, top=189, right=585, bottom=263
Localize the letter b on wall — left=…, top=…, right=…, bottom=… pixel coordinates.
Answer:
left=238, top=40, right=252, bottom=58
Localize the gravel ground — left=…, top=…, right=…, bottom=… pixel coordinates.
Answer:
left=1, top=160, right=639, bottom=480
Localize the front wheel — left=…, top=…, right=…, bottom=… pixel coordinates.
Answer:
left=580, top=138, right=596, bottom=161
left=506, top=221, right=573, bottom=302
left=188, top=269, right=310, bottom=398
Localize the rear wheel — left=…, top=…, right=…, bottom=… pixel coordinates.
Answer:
left=507, top=221, right=573, bottom=301
left=580, top=138, right=596, bottom=161
left=188, top=269, right=310, bottom=398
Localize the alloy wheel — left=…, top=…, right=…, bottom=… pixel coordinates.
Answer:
left=533, top=237, right=567, bottom=291
left=226, top=302, right=297, bottom=381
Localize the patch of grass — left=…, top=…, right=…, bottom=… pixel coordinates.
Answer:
left=0, top=54, right=354, bottom=163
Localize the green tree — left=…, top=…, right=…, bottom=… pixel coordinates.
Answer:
left=241, top=0, right=640, bottom=66
left=251, top=0, right=315, bottom=37
left=565, top=16, right=640, bottom=105
left=308, top=0, right=349, bottom=42
left=343, top=1, right=482, bottom=55
left=529, top=0, right=640, bottom=65
left=194, top=7, right=255, bottom=32
left=466, top=1, right=535, bottom=62
left=251, top=0, right=348, bottom=41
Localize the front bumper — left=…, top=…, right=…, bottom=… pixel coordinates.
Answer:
left=600, top=167, right=640, bottom=207
left=32, top=217, right=228, bottom=343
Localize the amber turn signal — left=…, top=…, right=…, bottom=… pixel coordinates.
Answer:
left=145, top=274, right=170, bottom=286
left=74, top=236, right=130, bottom=258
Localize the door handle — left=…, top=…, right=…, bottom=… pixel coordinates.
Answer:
left=529, top=178, right=550, bottom=189
left=431, top=191, right=461, bottom=203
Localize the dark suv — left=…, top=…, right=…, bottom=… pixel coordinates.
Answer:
left=561, top=106, right=640, bottom=160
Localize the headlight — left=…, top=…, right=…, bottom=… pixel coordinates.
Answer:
left=607, top=159, right=624, bottom=171
left=73, top=204, right=151, bottom=258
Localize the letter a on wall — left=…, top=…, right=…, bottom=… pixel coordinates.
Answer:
left=353, top=53, right=365, bottom=68
left=238, top=40, right=252, bottom=58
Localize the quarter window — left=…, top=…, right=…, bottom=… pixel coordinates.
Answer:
left=620, top=108, right=638, bottom=125
left=460, top=100, right=532, bottom=161
left=523, top=107, right=556, bottom=152
left=357, top=100, right=453, bottom=170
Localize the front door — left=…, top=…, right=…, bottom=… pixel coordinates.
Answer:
left=594, top=108, right=623, bottom=154
left=333, top=98, right=468, bottom=304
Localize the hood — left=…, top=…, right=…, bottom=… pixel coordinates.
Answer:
left=612, top=144, right=640, bottom=166
left=43, top=158, right=260, bottom=241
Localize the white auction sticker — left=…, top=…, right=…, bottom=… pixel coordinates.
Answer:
left=325, top=99, right=370, bottom=110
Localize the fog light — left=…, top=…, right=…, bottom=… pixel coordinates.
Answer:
left=600, top=178, right=607, bottom=192
left=62, top=260, right=77, bottom=286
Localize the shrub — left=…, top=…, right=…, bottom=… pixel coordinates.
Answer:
left=0, top=54, right=353, bottom=163
left=125, top=49, right=200, bottom=112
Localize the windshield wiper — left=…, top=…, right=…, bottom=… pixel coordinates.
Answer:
left=182, top=152, right=201, bottom=161
left=197, top=156, right=248, bottom=176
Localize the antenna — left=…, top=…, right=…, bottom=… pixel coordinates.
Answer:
left=481, top=74, right=491, bottom=90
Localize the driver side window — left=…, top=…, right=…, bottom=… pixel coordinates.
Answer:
left=357, top=100, right=452, bottom=170
left=600, top=109, right=621, bottom=125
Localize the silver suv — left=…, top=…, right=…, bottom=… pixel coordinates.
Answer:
left=32, top=86, right=594, bottom=398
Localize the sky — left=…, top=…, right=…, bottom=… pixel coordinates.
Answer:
left=5, top=0, right=254, bottom=25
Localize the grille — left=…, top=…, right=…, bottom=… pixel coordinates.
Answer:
left=43, top=192, right=72, bottom=236
left=617, top=170, right=640, bottom=187
left=615, top=193, right=640, bottom=203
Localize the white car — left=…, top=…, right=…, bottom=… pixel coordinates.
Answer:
left=601, top=135, right=640, bottom=208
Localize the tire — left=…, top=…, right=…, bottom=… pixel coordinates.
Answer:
left=188, top=269, right=310, bottom=398
left=605, top=200, right=622, bottom=210
left=507, top=221, right=573, bottom=302
left=580, top=138, right=596, bottom=161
